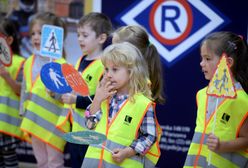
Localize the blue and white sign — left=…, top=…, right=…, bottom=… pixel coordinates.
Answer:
left=40, top=62, right=72, bottom=94
left=117, top=0, right=229, bottom=66
left=40, top=25, right=64, bottom=59
left=0, top=33, right=12, bottom=66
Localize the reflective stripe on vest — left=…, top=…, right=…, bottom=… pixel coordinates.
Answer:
left=0, top=112, right=21, bottom=126
left=56, top=107, right=71, bottom=132
left=21, top=56, right=66, bottom=152
left=184, top=84, right=248, bottom=168
left=0, top=96, right=19, bottom=109
left=71, top=107, right=87, bottom=132
left=0, top=55, right=25, bottom=139
left=57, top=57, right=104, bottom=132
left=83, top=93, right=161, bottom=168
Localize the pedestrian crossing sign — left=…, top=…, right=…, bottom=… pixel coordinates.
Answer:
left=207, top=53, right=236, bottom=98
left=40, top=24, right=64, bottom=59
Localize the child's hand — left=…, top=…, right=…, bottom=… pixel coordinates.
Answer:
left=89, top=75, right=117, bottom=115
left=207, top=133, right=220, bottom=152
left=46, top=89, right=55, bottom=98
left=61, top=93, right=76, bottom=104
left=112, top=148, right=127, bottom=163
left=95, top=75, right=116, bottom=103
left=112, top=147, right=136, bottom=163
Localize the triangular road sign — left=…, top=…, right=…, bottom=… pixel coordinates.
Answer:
left=207, top=53, right=236, bottom=98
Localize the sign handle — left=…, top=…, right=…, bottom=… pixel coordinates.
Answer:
left=208, top=98, right=219, bottom=166
left=98, top=144, right=114, bottom=154
left=88, top=95, right=93, bottom=102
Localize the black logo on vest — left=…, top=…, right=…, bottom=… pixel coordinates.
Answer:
left=124, top=115, right=132, bottom=125
left=86, top=74, right=92, bottom=82
left=220, top=113, right=230, bottom=124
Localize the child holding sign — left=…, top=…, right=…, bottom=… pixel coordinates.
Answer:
left=82, top=42, right=161, bottom=168
left=184, top=32, right=248, bottom=167
left=58, top=12, right=112, bottom=168
left=0, top=18, right=25, bottom=168
left=19, top=12, right=67, bottom=168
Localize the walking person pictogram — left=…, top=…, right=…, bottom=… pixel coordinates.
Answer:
left=49, top=68, right=64, bottom=89
left=48, top=32, right=57, bottom=52
left=219, top=69, right=228, bottom=93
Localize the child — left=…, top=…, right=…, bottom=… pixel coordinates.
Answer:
left=81, top=42, right=162, bottom=168
left=57, top=12, right=112, bottom=168
left=19, top=12, right=67, bottom=168
left=112, top=25, right=165, bottom=104
left=184, top=32, right=248, bottom=167
left=0, top=18, right=25, bottom=168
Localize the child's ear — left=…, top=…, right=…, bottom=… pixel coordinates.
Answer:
left=6, top=36, right=14, bottom=45
left=98, top=33, right=107, bottom=44
left=227, top=57, right=234, bottom=67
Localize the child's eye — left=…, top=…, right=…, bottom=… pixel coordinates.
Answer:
left=112, top=68, right=118, bottom=72
left=82, top=33, right=88, bottom=38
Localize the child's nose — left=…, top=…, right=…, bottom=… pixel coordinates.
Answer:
left=34, top=34, right=40, bottom=40
left=105, top=71, right=112, bottom=78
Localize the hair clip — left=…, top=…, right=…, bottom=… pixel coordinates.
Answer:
left=238, top=35, right=243, bottom=40
left=227, top=41, right=237, bottom=50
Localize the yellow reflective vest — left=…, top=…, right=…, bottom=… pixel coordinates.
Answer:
left=20, top=55, right=66, bottom=152
left=57, top=56, right=104, bottom=132
left=184, top=83, right=248, bottom=168
left=0, top=54, right=25, bottom=139
left=82, top=93, right=161, bottom=168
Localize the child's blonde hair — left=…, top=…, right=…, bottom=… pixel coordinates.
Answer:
left=112, top=25, right=165, bottom=103
left=29, top=12, right=67, bottom=37
left=101, top=42, right=152, bottom=101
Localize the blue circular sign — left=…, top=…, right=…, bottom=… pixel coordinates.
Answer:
left=40, top=62, right=72, bottom=94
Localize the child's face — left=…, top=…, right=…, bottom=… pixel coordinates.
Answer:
left=77, top=24, right=100, bottom=54
left=0, top=32, right=13, bottom=46
left=104, top=61, right=130, bottom=95
left=200, top=42, right=220, bottom=80
left=31, top=23, right=42, bottom=51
